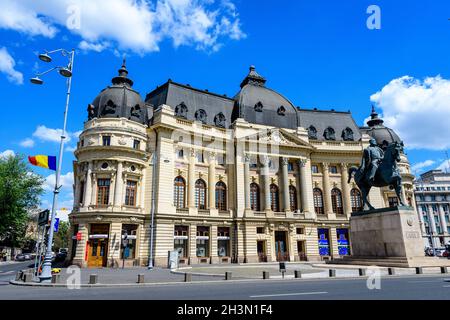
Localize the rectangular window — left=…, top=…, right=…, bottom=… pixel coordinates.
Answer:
left=336, top=228, right=350, bottom=256
left=80, top=139, right=84, bottom=147
left=177, top=149, right=184, bottom=159
left=97, top=178, right=111, bottom=206
left=311, top=165, right=319, bottom=174
left=217, top=227, right=230, bottom=257
left=329, top=166, right=338, bottom=174
left=257, top=227, right=265, bottom=234
left=121, top=224, right=138, bottom=260
left=133, top=139, right=140, bottom=150
left=196, top=152, right=204, bottom=163
left=174, top=226, right=189, bottom=258
left=287, top=162, right=294, bottom=172
left=125, top=180, right=138, bottom=206
left=296, top=227, right=305, bottom=235
left=102, top=136, right=111, bottom=146
left=196, top=226, right=210, bottom=257
left=388, top=197, right=399, bottom=208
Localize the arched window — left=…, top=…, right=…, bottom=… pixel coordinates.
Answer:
left=308, top=126, right=317, bottom=140
left=289, top=185, right=298, bottom=212
left=270, top=184, right=280, bottom=212
left=331, top=188, right=344, bottom=215
left=173, top=176, right=186, bottom=208
left=323, top=127, right=336, bottom=141
left=313, top=188, right=324, bottom=215
left=350, top=188, right=363, bottom=212
left=250, top=183, right=261, bottom=211
left=195, top=179, right=207, bottom=209
left=215, top=181, right=227, bottom=211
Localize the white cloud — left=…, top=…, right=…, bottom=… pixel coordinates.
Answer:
left=19, top=138, right=35, bottom=148
left=0, top=47, right=23, bottom=84
left=0, top=1, right=57, bottom=38
left=437, top=160, right=450, bottom=173
left=0, top=150, right=15, bottom=159
left=0, top=0, right=245, bottom=54
left=65, top=145, right=77, bottom=152
left=411, top=160, right=435, bottom=174
left=370, top=75, right=450, bottom=150
left=33, top=125, right=69, bottom=143
left=44, top=171, right=74, bottom=193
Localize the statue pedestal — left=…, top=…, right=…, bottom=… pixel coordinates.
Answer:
left=330, top=207, right=450, bottom=267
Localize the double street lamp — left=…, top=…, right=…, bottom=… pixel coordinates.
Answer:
left=30, top=48, right=75, bottom=282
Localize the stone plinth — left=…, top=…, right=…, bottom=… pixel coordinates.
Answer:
left=330, top=206, right=450, bottom=268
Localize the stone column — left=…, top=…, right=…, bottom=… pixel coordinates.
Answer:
left=208, top=152, right=216, bottom=210
left=188, top=148, right=196, bottom=208
left=244, top=154, right=251, bottom=210
left=74, top=175, right=81, bottom=207
left=84, top=162, right=93, bottom=207
left=322, top=162, right=333, bottom=214
left=261, top=156, right=271, bottom=212
left=417, top=205, right=426, bottom=234
left=298, top=159, right=312, bottom=214
left=114, top=161, right=123, bottom=207
left=90, top=173, right=97, bottom=207
left=281, top=157, right=290, bottom=212
left=401, top=184, right=407, bottom=205
left=427, top=204, right=440, bottom=247
left=340, top=163, right=352, bottom=216
left=295, top=160, right=303, bottom=212
left=438, top=204, right=448, bottom=234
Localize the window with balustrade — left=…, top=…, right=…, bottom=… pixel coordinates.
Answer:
left=350, top=188, right=363, bottom=212
left=331, top=188, right=344, bottom=215
left=173, top=176, right=186, bottom=208
left=250, top=183, right=260, bottom=211
left=289, top=185, right=298, bottom=212
left=195, top=179, right=207, bottom=209
left=215, top=181, right=227, bottom=211
left=270, top=184, right=280, bottom=212
left=313, top=188, right=324, bottom=215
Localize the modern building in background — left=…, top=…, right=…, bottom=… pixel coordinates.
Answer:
left=414, top=169, right=450, bottom=248
left=68, top=62, right=415, bottom=268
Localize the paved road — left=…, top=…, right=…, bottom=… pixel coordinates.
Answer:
left=1, top=274, right=449, bottom=300
left=0, top=261, right=33, bottom=286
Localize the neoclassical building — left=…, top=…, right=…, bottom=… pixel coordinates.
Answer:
left=68, top=62, right=416, bottom=268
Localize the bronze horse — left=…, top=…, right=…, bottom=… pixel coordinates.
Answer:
left=348, top=141, right=405, bottom=211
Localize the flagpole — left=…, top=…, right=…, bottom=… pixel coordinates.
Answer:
left=38, top=50, right=75, bottom=282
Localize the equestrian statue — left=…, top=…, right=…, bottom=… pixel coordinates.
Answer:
left=348, top=138, right=405, bottom=211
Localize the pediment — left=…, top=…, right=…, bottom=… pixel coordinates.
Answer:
left=241, top=128, right=313, bottom=149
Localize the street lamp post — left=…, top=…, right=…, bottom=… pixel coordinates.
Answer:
left=31, top=48, right=75, bottom=282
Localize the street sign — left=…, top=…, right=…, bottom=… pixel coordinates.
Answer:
left=53, top=218, right=60, bottom=233
left=38, top=210, right=50, bottom=226
left=279, top=262, right=286, bottom=271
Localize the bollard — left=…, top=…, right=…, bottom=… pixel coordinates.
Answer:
left=184, top=273, right=192, bottom=282
left=51, top=274, right=61, bottom=284
left=16, top=271, right=23, bottom=281
left=388, top=268, right=395, bottom=275
left=225, top=272, right=232, bottom=280
left=89, top=274, right=98, bottom=284
left=263, top=271, right=270, bottom=279
left=359, top=268, right=366, bottom=276
left=415, top=267, right=423, bottom=275
left=137, top=274, right=145, bottom=284
left=441, top=267, right=448, bottom=274
left=23, top=273, right=33, bottom=283
left=294, top=270, right=302, bottom=278
left=329, top=269, right=336, bottom=277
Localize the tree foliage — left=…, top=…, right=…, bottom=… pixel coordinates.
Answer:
left=0, top=154, right=44, bottom=247
left=54, top=220, right=70, bottom=251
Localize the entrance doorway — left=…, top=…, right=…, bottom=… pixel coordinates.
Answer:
left=87, top=239, right=108, bottom=268
left=257, top=240, right=267, bottom=262
left=297, top=240, right=307, bottom=261
left=275, top=231, right=289, bottom=261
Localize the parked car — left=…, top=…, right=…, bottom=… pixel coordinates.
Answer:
left=14, top=254, right=31, bottom=261
left=54, top=252, right=67, bottom=262
left=435, top=248, right=446, bottom=257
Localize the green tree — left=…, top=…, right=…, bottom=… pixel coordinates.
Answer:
left=54, top=220, right=70, bottom=251
left=0, top=154, right=44, bottom=247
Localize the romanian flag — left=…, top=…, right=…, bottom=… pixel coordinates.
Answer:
left=28, top=155, right=57, bottom=171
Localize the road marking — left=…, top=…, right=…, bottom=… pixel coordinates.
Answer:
left=250, top=291, right=328, bottom=298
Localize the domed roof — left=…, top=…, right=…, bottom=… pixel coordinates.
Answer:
left=364, top=106, right=402, bottom=146
left=87, top=59, right=147, bottom=124
left=232, top=66, right=299, bottom=129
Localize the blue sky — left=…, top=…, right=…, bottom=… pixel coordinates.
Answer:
left=0, top=0, right=449, bottom=220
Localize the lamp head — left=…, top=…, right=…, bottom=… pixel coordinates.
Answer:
left=59, top=67, right=72, bottom=78
left=30, top=77, right=44, bottom=85
left=38, top=53, right=52, bottom=63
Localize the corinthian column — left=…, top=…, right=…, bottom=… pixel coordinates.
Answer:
left=281, top=157, right=290, bottom=212
left=297, top=159, right=312, bottom=214
left=188, top=148, right=196, bottom=208
left=322, top=162, right=333, bottom=214
left=84, top=162, right=93, bottom=207
left=244, top=154, right=251, bottom=210
left=114, top=161, right=123, bottom=207
left=340, top=163, right=352, bottom=215
left=208, top=152, right=216, bottom=209
left=438, top=204, right=448, bottom=234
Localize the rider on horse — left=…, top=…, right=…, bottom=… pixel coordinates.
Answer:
left=360, top=138, right=384, bottom=185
